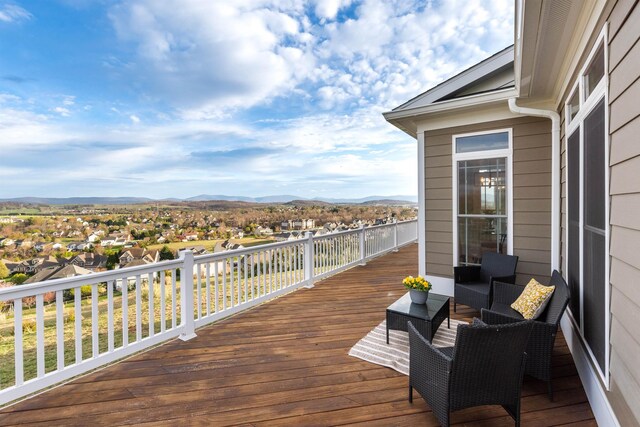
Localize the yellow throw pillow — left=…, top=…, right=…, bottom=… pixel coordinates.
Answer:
left=511, top=278, right=555, bottom=320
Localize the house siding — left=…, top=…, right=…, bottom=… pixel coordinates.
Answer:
left=423, top=116, right=552, bottom=285
left=608, top=0, right=640, bottom=423
left=557, top=1, right=640, bottom=424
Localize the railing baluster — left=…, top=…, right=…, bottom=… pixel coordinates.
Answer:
left=135, top=275, right=141, bottom=342
left=36, top=294, right=45, bottom=377
left=171, top=269, right=177, bottom=330
left=74, top=288, right=82, bottom=364
left=237, top=257, right=242, bottom=304
left=270, top=250, right=274, bottom=293
left=148, top=272, right=154, bottom=338
left=107, top=281, right=114, bottom=352
left=244, top=254, right=248, bottom=301
left=232, top=259, right=236, bottom=305
left=223, top=262, right=228, bottom=310
left=214, top=261, right=219, bottom=313
left=251, top=253, right=256, bottom=298
left=91, top=284, right=98, bottom=357
left=14, top=298, right=23, bottom=386
left=159, top=272, right=166, bottom=333
left=205, top=263, right=211, bottom=316
left=196, top=264, right=202, bottom=319
left=278, top=247, right=283, bottom=290
left=262, top=252, right=266, bottom=294
left=122, top=277, right=129, bottom=347
left=56, top=290, right=64, bottom=370
left=284, top=247, right=289, bottom=288
left=294, top=245, right=299, bottom=284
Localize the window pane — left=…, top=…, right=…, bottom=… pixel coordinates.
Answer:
left=584, top=99, right=606, bottom=230
left=567, top=129, right=581, bottom=324
left=458, top=158, right=506, bottom=215
left=584, top=230, right=606, bottom=372
left=456, top=132, right=509, bottom=153
left=583, top=98, right=606, bottom=373
left=584, top=43, right=605, bottom=99
left=568, top=89, right=580, bottom=122
left=458, top=217, right=507, bottom=266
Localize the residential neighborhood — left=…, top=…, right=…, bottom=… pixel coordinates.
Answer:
left=0, top=202, right=416, bottom=285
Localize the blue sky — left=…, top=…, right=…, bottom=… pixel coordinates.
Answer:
left=0, top=0, right=513, bottom=199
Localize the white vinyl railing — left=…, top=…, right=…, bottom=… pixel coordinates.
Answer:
left=0, top=219, right=417, bottom=405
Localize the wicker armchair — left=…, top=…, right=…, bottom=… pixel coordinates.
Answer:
left=454, top=252, right=519, bottom=312
left=408, top=320, right=533, bottom=427
left=481, top=270, right=570, bottom=400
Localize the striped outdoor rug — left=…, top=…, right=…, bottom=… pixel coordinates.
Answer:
left=348, top=319, right=466, bottom=375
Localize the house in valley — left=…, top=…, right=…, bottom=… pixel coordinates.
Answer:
left=69, top=253, right=107, bottom=271
left=384, top=1, right=640, bottom=425
left=118, top=248, right=159, bottom=268
left=24, top=264, right=92, bottom=284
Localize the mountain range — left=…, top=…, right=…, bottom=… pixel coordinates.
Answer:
left=0, top=194, right=417, bottom=206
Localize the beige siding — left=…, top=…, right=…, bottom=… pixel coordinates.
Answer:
left=608, top=0, right=640, bottom=423
left=423, top=117, right=552, bottom=283
left=557, top=1, right=640, bottom=424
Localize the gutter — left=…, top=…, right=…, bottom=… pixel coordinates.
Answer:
left=508, top=98, right=561, bottom=273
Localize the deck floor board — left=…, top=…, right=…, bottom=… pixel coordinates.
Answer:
left=0, top=244, right=595, bottom=426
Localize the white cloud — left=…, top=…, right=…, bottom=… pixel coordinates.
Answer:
left=108, top=1, right=316, bottom=118
left=106, top=0, right=512, bottom=117
left=52, top=106, right=70, bottom=116
left=129, top=114, right=140, bottom=123
left=314, top=0, right=351, bottom=20
left=0, top=4, right=31, bottom=23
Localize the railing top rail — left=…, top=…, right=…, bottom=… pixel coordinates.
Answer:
left=0, top=257, right=184, bottom=300
left=312, top=228, right=360, bottom=241
left=193, top=238, right=305, bottom=263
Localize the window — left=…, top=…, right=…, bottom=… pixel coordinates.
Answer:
left=567, top=88, right=580, bottom=123
left=455, top=131, right=509, bottom=153
left=584, top=44, right=605, bottom=99
left=453, top=130, right=512, bottom=266
left=564, top=32, right=609, bottom=384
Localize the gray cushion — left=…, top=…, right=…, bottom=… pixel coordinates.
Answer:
left=456, top=282, right=491, bottom=296
left=491, top=302, right=525, bottom=320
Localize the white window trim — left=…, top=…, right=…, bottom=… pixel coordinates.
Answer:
left=451, top=128, right=514, bottom=267
left=563, top=24, right=610, bottom=389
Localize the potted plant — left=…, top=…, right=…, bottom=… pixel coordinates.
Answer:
left=403, top=275, right=432, bottom=304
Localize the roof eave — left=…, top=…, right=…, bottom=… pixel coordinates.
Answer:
left=383, top=87, right=518, bottom=137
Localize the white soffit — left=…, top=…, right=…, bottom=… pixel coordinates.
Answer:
left=518, top=0, right=589, bottom=101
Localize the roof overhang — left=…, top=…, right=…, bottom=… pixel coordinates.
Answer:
left=515, top=0, right=608, bottom=106
left=383, top=87, right=518, bottom=137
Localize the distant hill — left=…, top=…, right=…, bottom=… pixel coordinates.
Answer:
left=0, top=194, right=418, bottom=206
left=0, top=197, right=155, bottom=205
left=284, top=199, right=331, bottom=207
left=360, top=199, right=417, bottom=206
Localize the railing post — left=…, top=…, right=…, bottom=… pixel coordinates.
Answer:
left=179, top=250, right=197, bottom=341
left=304, top=231, right=315, bottom=288
left=393, top=219, right=399, bottom=252
left=359, top=224, right=366, bottom=266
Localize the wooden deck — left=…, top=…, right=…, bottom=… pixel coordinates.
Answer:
left=0, top=244, right=595, bottom=426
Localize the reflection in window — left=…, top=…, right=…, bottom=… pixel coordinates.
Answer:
left=584, top=43, right=604, bottom=99
left=457, top=157, right=507, bottom=265
left=456, top=132, right=509, bottom=153
left=568, top=89, right=580, bottom=123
